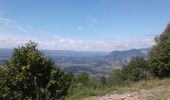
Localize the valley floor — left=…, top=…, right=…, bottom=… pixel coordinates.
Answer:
left=85, top=79, right=170, bottom=100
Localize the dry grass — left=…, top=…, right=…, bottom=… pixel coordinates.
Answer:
left=84, top=78, right=170, bottom=100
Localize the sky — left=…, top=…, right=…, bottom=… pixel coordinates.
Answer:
left=0, top=0, right=170, bottom=51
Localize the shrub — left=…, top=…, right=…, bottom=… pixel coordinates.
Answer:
left=100, top=76, right=107, bottom=86
left=122, top=57, right=150, bottom=82
left=76, top=72, right=97, bottom=89
left=109, top=69, right=124, bottom=85
left=0, top=41, right=72, bottom=100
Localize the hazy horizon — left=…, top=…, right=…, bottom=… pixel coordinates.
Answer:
left=0, top=47, right=150, bottom=52
left=0, top=0, right=170, bottom=51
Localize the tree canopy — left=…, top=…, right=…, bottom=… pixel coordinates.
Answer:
left=0, top=41, right=72, bottom=100
left=149, top=24, right=170, bottom=78
left=122, top=57, right=149, bottom=82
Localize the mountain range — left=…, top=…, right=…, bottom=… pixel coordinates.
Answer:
left=0, top=48, right=150, bottom=77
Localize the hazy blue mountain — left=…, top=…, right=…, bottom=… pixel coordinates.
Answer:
left=0, top=49, right=108, bottom=58
left=43, top=50, right=109, bottom=57
left=103, top=48, right=150, bottom=68
left=0, top=49, right=13, bottom=65
left=108, top=48, right=149, bottom=60
left=0, top=49, right=13, bottom=59
left=0, top=49, right=108, bottom=66
left=0, top=48, right=150, bottom=77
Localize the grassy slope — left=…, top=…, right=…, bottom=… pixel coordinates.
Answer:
left=66, top=78, right=170, bottom=100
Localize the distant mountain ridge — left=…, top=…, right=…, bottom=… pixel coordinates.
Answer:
left=103, top=48, right=150, bottom=69
left=0, top=48, right=150, bottom=77
left=0, top=49, right=109, bottom=58
left=108, top=48, right=149, bottom=60
left=0, top=49, right=109, bottom=66
left=43, top=50, right=109, bottom=57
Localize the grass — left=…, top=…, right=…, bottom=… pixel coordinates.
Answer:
left=65, top=86, right=119, bottom=100
left=65, top=78, right=170, bottom=100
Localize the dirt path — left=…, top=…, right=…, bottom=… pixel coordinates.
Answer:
left=85, top=86, right=170, bottom=100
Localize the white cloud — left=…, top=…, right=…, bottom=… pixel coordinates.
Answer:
left=0, top=16, right=156, bottom=51
left=0, top=33, right=155, bottom=51
left=0, top=17, right=13, bottom=23
left=0, top=16, right=30, bottom=32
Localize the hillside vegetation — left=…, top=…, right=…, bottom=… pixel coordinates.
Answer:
left=0, top=23, right=170, bottom=100
left=85, top=78, right=170, bottom=100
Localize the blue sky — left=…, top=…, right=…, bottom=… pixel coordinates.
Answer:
left=0, top=0, right=170, bottom=51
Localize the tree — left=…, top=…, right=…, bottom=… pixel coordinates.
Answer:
left=122, top=57, right=150, bottom=82
left=0, top=41, right=71, bottom=100
left=149, top=24, right=170, bottom=78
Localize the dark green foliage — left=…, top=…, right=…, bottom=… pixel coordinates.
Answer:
left=100, top=76, right=107, bottom=85
left=68, top=72, right=97, bottom=100
left=122, top=57, right=150, bottom=82
left=109, top=69, right=124, bottom=85
left=0, top=41, right=71, bottom=100
left=149, top=24, right=170, bottom=78
left=76, top=72, right=96, bottom=88
left=46, top=67, right=73, bottom=99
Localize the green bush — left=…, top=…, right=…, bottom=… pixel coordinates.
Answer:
left=76, top=72, right=97, bottom=89
left=122, top=57, right=150, bottom=82
left=0, top=41, right=72, bottom=100
left=100, top=76, right=107, bottom=86
left=109, top=69, right=124, bottom=85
